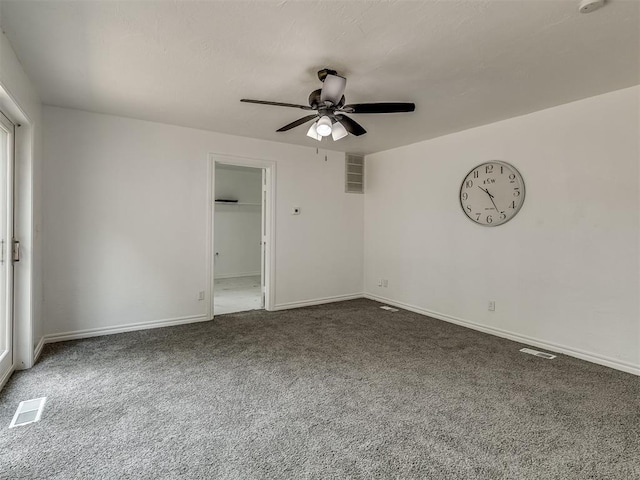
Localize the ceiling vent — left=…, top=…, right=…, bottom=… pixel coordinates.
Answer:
left=345, top=154, right=364, bottom=193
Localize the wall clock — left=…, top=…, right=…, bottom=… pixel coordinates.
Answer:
left=459, top=161, right=525, bottom=226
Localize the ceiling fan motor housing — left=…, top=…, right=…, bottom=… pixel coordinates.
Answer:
left=308, top=89, right=322, bottom=108
left=317, top=68, right=338, bottom=82
left=309, top=90, right=346, bottom=112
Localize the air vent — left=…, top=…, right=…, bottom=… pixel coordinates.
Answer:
left=520, top=348, right=556, bottom=359
left=345, top=154, right=364, bottom=193
left=9, top=397, right=47, bottom=428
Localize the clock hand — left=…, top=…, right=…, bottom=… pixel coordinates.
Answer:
left=478, top=186, right=501, bottom=213
left=487, top=192, right=501, bottom=213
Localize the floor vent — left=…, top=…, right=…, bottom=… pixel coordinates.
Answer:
left=9, top=397, right=47, bottom=428
left=520, top=348, right=556, bottom=359
left=380, top=305, right=399, bottom=312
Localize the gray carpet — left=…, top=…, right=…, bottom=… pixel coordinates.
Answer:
left=0, top=299, right=638, bottom=479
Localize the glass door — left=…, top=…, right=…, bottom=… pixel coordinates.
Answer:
left=0, top=111, right=15, bottom=383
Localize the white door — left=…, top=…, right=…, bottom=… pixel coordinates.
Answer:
left=0, top=112, right=15, bottom=383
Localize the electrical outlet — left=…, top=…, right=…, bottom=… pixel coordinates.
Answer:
left=488, top=300, right=495, bottom=311
left=382, top=279, right=388, bottom=288
left=198, top=291, right=205, bottom=301
left=377, top=279, right=383, bottom=287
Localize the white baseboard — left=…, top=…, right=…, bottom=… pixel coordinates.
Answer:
left=43, top=314, right=212, bottom=344
left=273, top=293, right=364, bottom=311
left=0, top=365, right=14, bottom=391
left=365, top=293, right=640, bottom=376
left=33, top=336, right=45, bottom=363
left=214, top=271, right=261, bottom=280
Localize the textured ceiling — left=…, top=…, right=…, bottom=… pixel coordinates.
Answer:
left=1, top=0, right=638, bottom=154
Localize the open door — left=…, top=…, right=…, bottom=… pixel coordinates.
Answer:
left=209, top=155, right=274, bottom=316
left=260, top=169, right=266, bottom=309
left=0, top=111, right=15, bottom=386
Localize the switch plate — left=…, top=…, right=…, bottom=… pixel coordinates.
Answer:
left=382, top=279, right=388, bottom=288
left=198, top=291, right=205, bottom=301
left=488, top=300, right=495, bottom=311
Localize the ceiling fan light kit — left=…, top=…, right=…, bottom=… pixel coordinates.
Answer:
left=306, top=117, right=349, bottom=142
left=316, top=116, right=333, bottom=137
left=331, top=120, right=349, bottom=141
left=241, top=68, right=416, bottom=142
left=306, top=122, right=321, bottom=141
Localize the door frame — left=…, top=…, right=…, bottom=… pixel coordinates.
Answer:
left=207, top=153, right=276, bottom=317
left=0, top=78, right=37, bottom=385
left=0, top=110, right=15, bottom=389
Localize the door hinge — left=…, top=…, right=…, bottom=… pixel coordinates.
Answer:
left=12, top=239, right=20, bottom=262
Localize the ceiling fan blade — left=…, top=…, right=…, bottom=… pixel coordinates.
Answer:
left=335, top=115, right=367, bottom=136
left=342, top=102, right=416, bottom=114
left=276, top=115, right=318, bottom=132
left=241, top=99, right=313, bottom=110
left=320, top=74, right=347, bottom=105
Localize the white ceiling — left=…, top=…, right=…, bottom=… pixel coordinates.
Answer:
left=1, top=1, right=638, bottom=154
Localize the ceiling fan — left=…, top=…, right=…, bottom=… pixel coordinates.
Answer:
left=241, top=68, right=416, bottom=141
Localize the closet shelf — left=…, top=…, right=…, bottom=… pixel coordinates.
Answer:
left=215, top=201, right=261, bottom=206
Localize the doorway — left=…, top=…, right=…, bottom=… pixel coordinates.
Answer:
left=0, top=111, right=15, bottom=386
left=209, top=155, right=275, bottom=316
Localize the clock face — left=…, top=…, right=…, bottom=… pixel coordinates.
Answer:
left=460, top=161, right=525, bottom=226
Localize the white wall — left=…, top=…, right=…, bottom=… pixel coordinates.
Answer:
left=42, top=106, right=364, bottom=337
left=364, top=86, right=640, bottom=374
left=0, top=28, right=43, bottom=368
left=214, top=166, right=262, bottom=278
